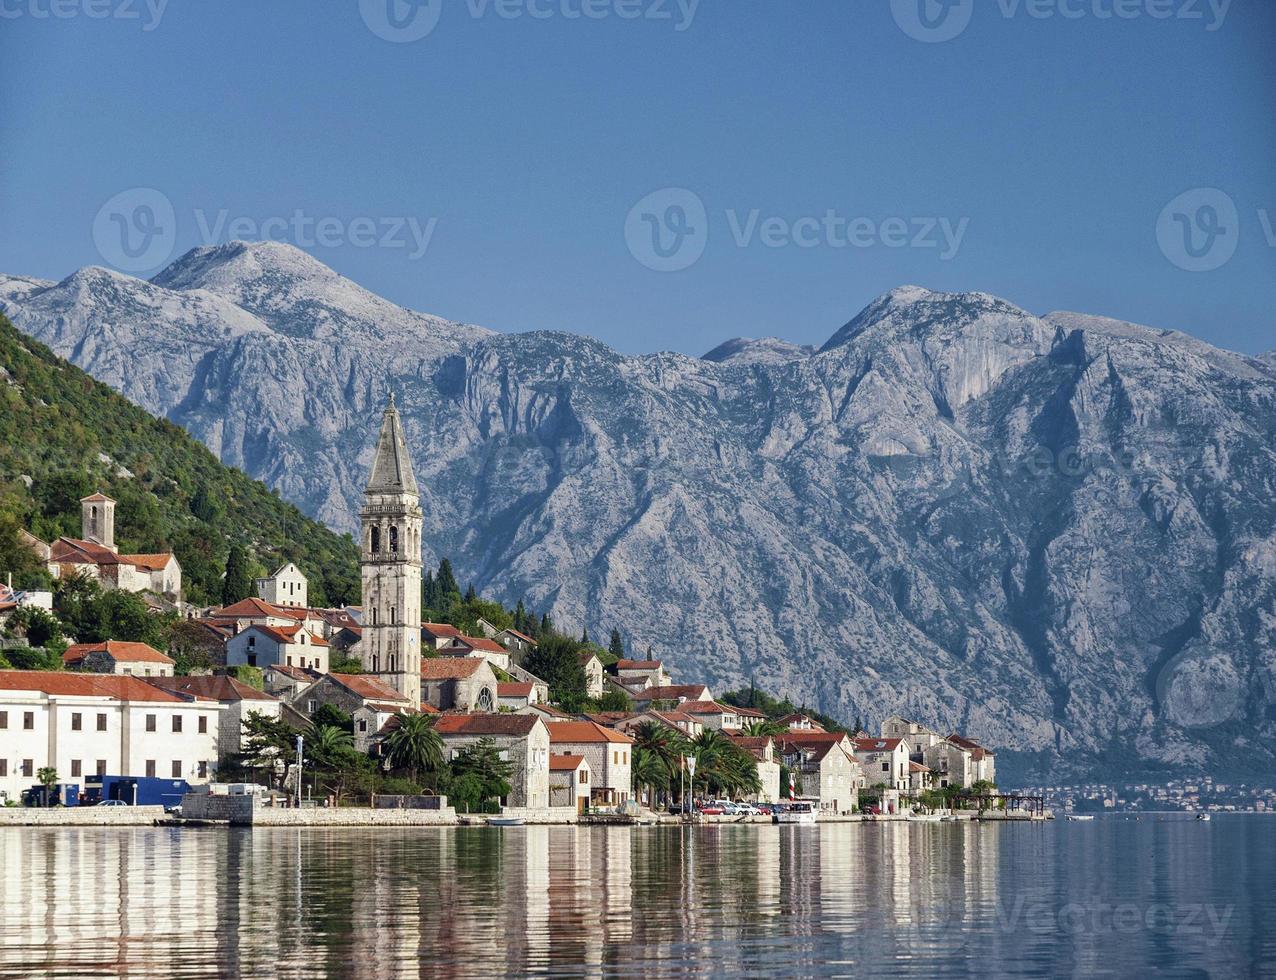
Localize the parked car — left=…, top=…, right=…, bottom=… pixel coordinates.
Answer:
left=697, top=804, right=724, bottom=815
left=96, top=799, right=129, bottom=807
left=734, top=802, right=761, bottom=816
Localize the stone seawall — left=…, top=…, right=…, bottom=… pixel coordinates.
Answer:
left=0, top=806, right=165, bottom=826
left=180, top=794, right=458, bottom=826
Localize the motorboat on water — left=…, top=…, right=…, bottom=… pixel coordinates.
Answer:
left=773, top=802, right=818, bottom=825
left=1196, top=813, right=1211, bottom=822
left=487, top=816, right=525, bottom=827
left=1066, top=814, right=1096, bottom=822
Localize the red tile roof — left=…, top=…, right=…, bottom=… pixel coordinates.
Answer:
left=63, top=640, right=174, bottom=666
left=497, top=682, right=533, bottom=698
left=0, top=670, right=201, bottom=702
left=547, top=720, right=634, bottom=745
left=147, top=676, right=276, bottom=702
left=434, top=714, right=541, bottom=737
left=502, top=628, right=536, bottom=645
left=634, top=684, right=710, bottom=702
left=331, top=674, right=410, bottom=703
left=549, top=754, right=586, bottom=771
left=216, top=597, right=305, bottom=620
left=420, top=657, right=487, bottom=680
left=122, top=553, right=175, bottom=571
left=678, top=701, right=733, bottom=715
left=50, top=537, right=122, bottom=566
left=616, top=659, right=662, bottom=670
left=458, top=636, right=506, bottom=654
left=248, top=624, right=328, bottom=647
left=266, top=664, right=321, bottom=682
left=421, top=622, right=462, bottom=639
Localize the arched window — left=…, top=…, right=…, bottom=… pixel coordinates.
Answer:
left=390, top=526, right=399, bottom=554
left=370, top=526, right=380, bottom=554
left=476, top=687, right=494, bottom=712
left=371, top=607, right=378, bottom=626
left=90, top=506, right=98, bottom=535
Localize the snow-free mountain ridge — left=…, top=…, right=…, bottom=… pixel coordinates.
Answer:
left=5, top=240, right=1275, bottom=781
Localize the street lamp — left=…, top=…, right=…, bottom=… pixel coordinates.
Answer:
left=295, top=735, right=304, bottom=809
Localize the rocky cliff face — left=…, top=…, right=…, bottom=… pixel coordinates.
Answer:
left=5, top=241, right=1275, bottom=779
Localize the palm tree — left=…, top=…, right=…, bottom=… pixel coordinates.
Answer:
left=689, top=729, right=731, bottom=796
left=384, top=712, right=444, bottom=787
left=631, top=722, right=687, bottom=805
left=631, top=745, right=667, bottom=809
left=36, top=767, right=58, bottom=807
left=740, top=719, right=785, bottom=738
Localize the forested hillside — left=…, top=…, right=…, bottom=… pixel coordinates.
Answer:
left=0, top=314, right=359, bottom=606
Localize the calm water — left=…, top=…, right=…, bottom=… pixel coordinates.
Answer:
left=1, top=818, right=1273, bottom=978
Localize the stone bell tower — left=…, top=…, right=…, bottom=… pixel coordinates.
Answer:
left=81, top=492, right=116, bottom=551
left=359, top=394, right=423, bottom=706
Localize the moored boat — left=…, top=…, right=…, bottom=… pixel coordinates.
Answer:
left=773, top=802, right=818, bottom=825
left=487, top=816, right=525, bottom=827
left=1066, top=815, right=1095, bottom=822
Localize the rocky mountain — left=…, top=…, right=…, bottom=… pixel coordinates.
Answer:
left=5, top=240, right=1275, bottom=780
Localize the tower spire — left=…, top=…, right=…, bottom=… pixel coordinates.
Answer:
left=365, top=395, right=418, bottom=495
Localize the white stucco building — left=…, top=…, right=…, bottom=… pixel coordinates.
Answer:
left=0, top=671, right=220, bottom=802
left=255, top=563, right=308, bottom=609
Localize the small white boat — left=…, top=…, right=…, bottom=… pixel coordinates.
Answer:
left=774, top=802, right=818, bottom=825
left=1196, top=813, right=1211, bottom=822
left=1066, top=815, right=1095, bottom=822
left=487, top=816, right=525, bottom=827
left=908, top=812, right=943, bottom=822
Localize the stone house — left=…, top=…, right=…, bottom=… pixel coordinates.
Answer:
left=631, top=684, right=713, bottom=708
left=948, top=734, right=997, bottom=785
left=922, top=738, right=975, bottom=789
left=497, top=682, right=536, bottom=710
left=434, top=714, right=551, bottom=809
left=454, top=635, right=511, bottom=672
left=777, top=734, right=861, bottom=814
left=548, top=754, right=591, bottom=813
left=615, top=659, right=670, bottom=689
left=676, top=701, right=745, bottom=731
left=255, top=563, right=308, bottom=609
left=577, top=651, right=606, bottom=699
left=419, top=657, right=498, bottom=713
left=288, top=672, right=411, bottom=726
left=881, top=715, right=944, bottom=750
left=62, top=640, right=175, bottom=678
left=547, top=721, right=634, bottom=808
left=225, top=624, right=330, bottom=673
left=262, top=664, right=322, bottom=700
left=421, top=622, right=464, bottom=651
left=728, top=735, right=782, bottom=803
left=354, top=703, right=437, bottom=755
left=852, top=737, right=912, bottom=792
left=497, top=627, right=537, bottom=661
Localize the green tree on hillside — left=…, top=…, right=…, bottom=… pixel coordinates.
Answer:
left=221, top=544, right=252, bottom=606
left=608, top=628, right=626, bottom=660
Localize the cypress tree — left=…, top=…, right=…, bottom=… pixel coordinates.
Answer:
left=608, top=628, right=625, bottom=660
left=221, top=544, right=252, bottom=606
left=514, top=599, right=528, bottom=633
left=436, top=558, right=460, bottom=597
left=581, top=626, right=589, bottom=644
left=540, top=613, right=553, bottom=635
left=464, top=582, right=477, bottom=603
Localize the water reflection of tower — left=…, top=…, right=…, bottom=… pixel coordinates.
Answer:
left=779, top=825, right=823, bottom=976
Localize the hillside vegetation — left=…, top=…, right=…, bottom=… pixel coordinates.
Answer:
left=0, top=314, right=359, bottom=606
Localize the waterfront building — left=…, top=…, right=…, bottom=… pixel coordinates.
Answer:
left=0, top=671, right=219, bottom=801
left=547, top=721, right=634, bottom=808
left=434, top=714, right=551, bottom=809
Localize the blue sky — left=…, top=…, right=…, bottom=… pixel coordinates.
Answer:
left=1, top=0, right=1273, bottom=356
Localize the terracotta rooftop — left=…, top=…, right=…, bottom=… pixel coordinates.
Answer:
left=497, top=682, right=534, bottom=698
left=216, top=597, right=305, bottom=620
left=147, top=675, right=276, bottom=702
left=616, top=659, right=662, bottom=670
left=854, top=737, right=905, bottom=753
left=547, top=720, right=635, bottom=745
left=457, top=636, right=506, bottom=654
left=0, top=671, right=206, bottom=702
left=420, top=657, right=487, bottom=680
left=634, top=684, right=710, bottom=702
left=50, top=537, right=122, bottom=566
left=503, top=628, right=536, bottom=645
left=63, top=640, right=174, bottom=666
left=331, top=673, right=410, bottom=703
left=549, top=754, right=586, bottom=771
left=122, top=553, right=175, bottom=571
left=434, top=714, right=541, bottom=737
left=421, top=622, right=463, bottom=639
